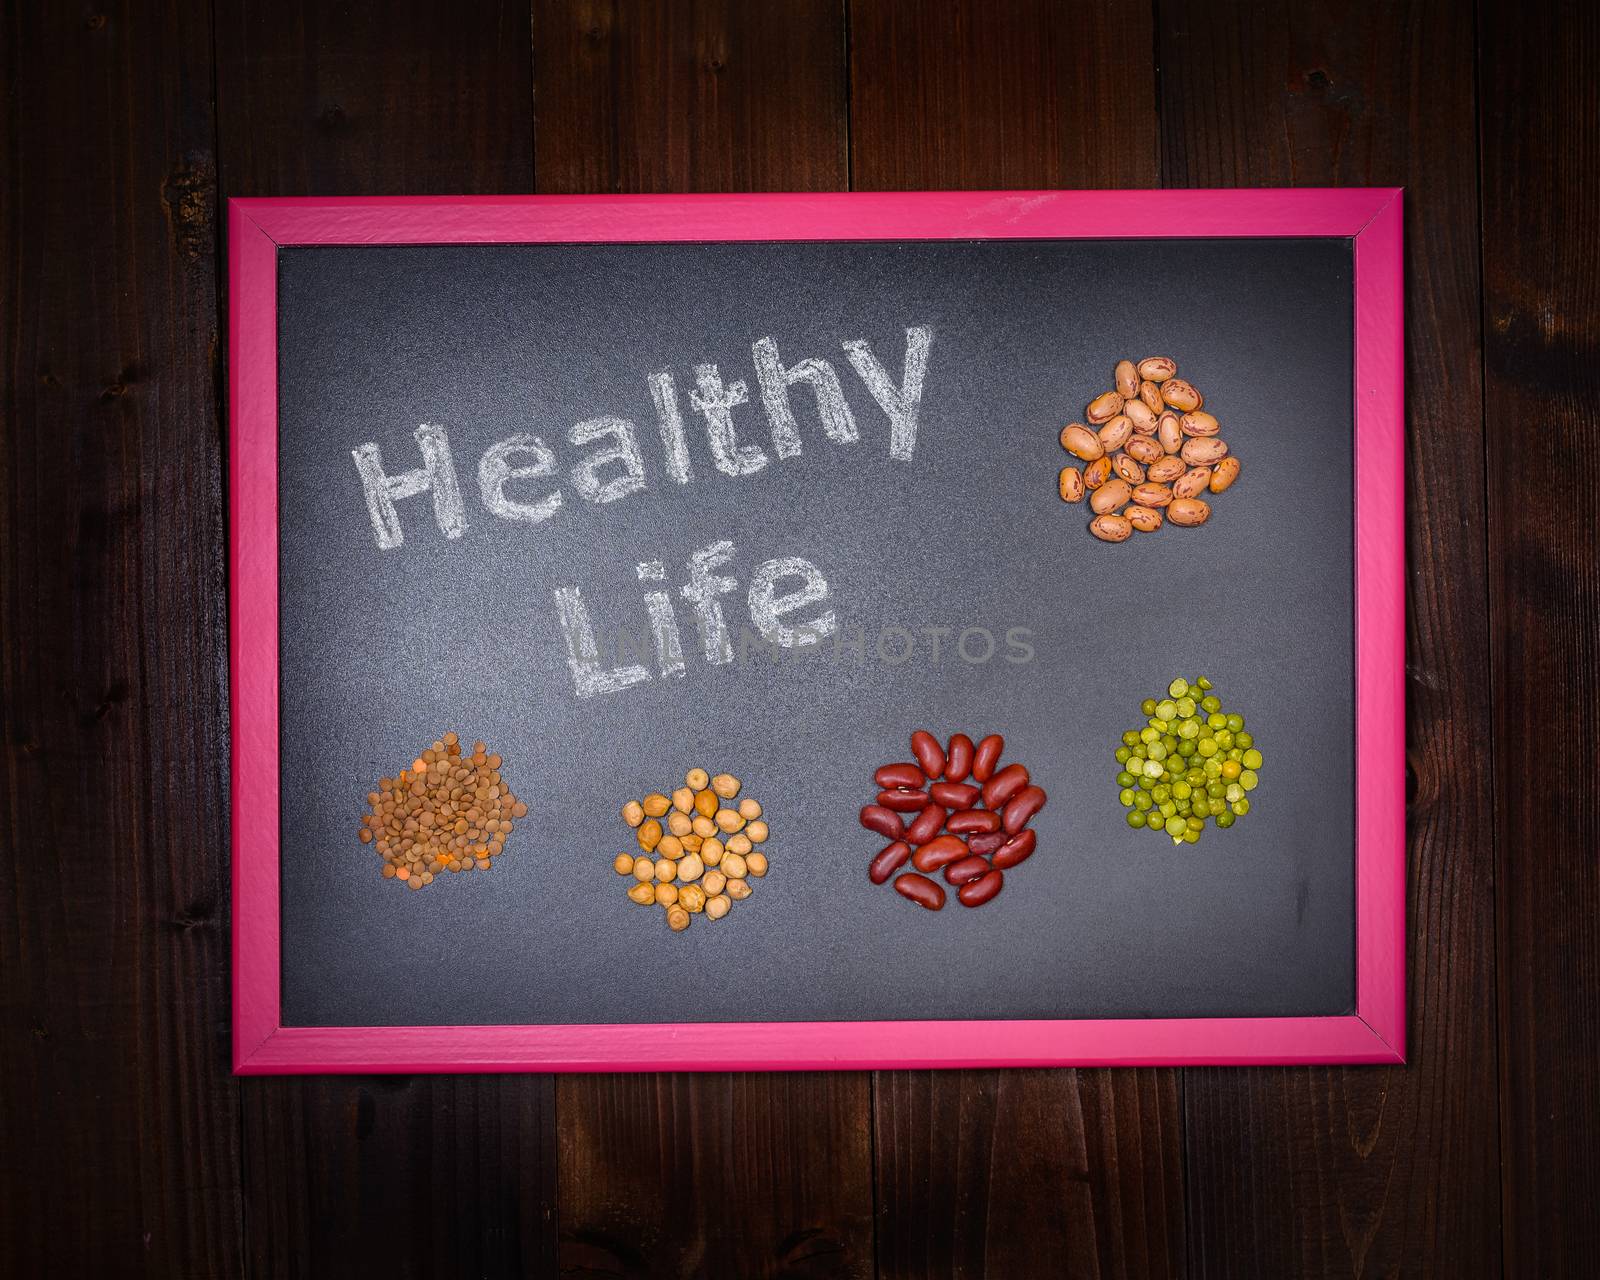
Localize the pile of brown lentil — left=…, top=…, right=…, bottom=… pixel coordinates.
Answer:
left=357, top=732, right=528, bottom=890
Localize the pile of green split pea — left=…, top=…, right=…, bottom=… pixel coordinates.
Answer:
left=1114, top=676, right=1263, bottom=844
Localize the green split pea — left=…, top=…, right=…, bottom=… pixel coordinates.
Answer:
left=1115, top=676, right=1263, bottom=845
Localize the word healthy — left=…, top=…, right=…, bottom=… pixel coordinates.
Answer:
left=347, top=325, right=934, bottom=698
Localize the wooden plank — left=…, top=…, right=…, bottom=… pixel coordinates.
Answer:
left=1479, top=0, right=1600, bottom=1273
left=0, top=0, right=241, bottom=1275
left=210, top=5, right=557, bottom=1274
left=849, top=0, right=1157, bottom=191
left=531, top=0, right=847, bottom=192
left=214, top=0, right=535, bottom=195
left=240, top=1076, right=557, bottom=1276
left=557, top=1072, right=874, bottom=1278
left=848, top=4, right=1182, bottom=1277
left=531, top=3, right=869, bottom=1275
left=1159, top=1, right=1502, bottom=1274
left=874, top=1070, right=1184, bottom=1279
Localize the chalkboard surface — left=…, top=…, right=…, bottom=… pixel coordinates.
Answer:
left=276, top=237, right=1354, bottom=1028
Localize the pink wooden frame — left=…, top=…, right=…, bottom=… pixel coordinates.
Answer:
left=230, top=190, right=1405, bottom=1073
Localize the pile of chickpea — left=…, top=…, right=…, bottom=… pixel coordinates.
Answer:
left=614, top=769, right=769, bottom=932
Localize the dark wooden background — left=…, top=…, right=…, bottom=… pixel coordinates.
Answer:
left=2, top=0, right=1595, bottom=1275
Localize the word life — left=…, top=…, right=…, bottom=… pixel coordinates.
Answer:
left=556, top=539, right=837, bottom=699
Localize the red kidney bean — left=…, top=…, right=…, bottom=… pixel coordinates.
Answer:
left=875, top=762, right=925, bottom=790
left=943, top=854, right=991, bottom=886
left=966, top=830, right=1007, bottom=857
left=869, top=840, right=912, bottom=884
left=947, top=808, right=1001, bottom=835
left=904, top=804, right=946, bottom=845
left=981, top=762, right=1030, bottom=809
left=972, top=734, right=1005, bottom=782
left=1001, top=785, right=1047, bottom=834
left=895, top=872, right=946, bottom=911
left=929, top=780, right=980, bottom=809
left=991, top=828, right=1036, bottom=869
left=910, top=729, right=945, bottom=779
left=945, top=733, right=975, bottom=782
left=957, top=869, right=1004, bottom=907
left=911, top=834, right=968, bottom=873
left=877, top=788, right=931, bottom=812
left=859, top=804, right=905, bottom=839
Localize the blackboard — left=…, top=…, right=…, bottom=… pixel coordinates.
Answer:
left=274, top=235, right=1354, bottom=1029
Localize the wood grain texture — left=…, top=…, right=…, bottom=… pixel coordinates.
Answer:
left=848, top=0, right=1159, bottom=190
left=848, top=4, right=1182, bottom=1277
left=557, top=1072, right=874, bottom=1279
left=5, top=1, right=1598, bottom=1273
left=0, top=0, right=240, bottom=1276
left=211, top=3, right=557, bottom=1275
left=213, top=0, right=534, bottom=194
left=1160, top=1, right=1502, bottom=1275
left=1479, top=0, right=1600, bottom=1273
left=240, top=1076, right=557, bottom=1277
left=532, top=0, right=847, bottom=192
left=874, top=1070, right=1184, bottom=1280
left=536, top=7, right=869, bottom=1275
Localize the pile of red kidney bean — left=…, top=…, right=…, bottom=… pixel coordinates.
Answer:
left=861, top=730, right=1046, bottom=910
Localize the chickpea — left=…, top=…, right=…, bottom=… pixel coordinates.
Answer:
left=614, top=772, right=771, bottom=927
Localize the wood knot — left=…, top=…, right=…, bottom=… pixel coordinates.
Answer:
left=169, top=897, right=218, bottom=931
left=98, top=362, right=142, bottom=402
left=161, top=156, right=215, bottom=263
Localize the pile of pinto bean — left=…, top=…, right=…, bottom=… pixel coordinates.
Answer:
left=860, top=731, right=1046, bottom=910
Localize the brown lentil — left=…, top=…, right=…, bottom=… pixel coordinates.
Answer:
left=358, top=733, right=526, bottom=889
